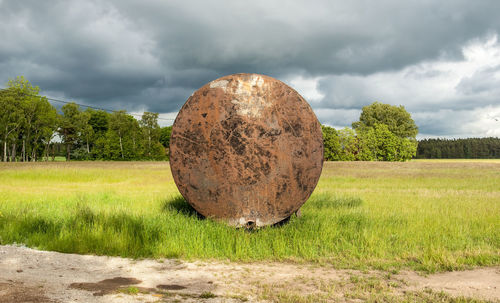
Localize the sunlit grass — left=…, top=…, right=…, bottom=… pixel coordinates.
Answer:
left=0, top=161, right=498, bottom=272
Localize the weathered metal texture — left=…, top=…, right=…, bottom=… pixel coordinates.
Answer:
left=170, top=73, right=323, bottom=227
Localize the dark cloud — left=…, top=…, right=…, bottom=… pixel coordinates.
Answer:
left=456, top=65, right=500, bottom=96
left=1, top=0, right=500, bottom=136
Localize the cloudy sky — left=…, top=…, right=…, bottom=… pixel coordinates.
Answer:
left=1, top=0, right=499, bottom=138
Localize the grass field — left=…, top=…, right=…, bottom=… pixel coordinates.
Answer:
left=0, top=160, right=498, bottom=273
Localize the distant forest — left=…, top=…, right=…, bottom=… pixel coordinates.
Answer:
left=416, top=137, right=500, bottom=159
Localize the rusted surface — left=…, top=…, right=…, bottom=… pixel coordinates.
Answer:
left=170, top=73, right=323, bottom=227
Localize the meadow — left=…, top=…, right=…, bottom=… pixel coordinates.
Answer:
left=0, top=160, right=498, bottom=273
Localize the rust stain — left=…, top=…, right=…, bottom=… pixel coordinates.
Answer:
left=170, top=73, right=323, bottom=227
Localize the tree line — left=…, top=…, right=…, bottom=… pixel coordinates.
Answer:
left=1, top=77, right=424, bottom=162
left=322, top=102, right=419, bottom=161
left=416, top=137, right=500, bottom=159
left=0, top=76, right=171, bottom=161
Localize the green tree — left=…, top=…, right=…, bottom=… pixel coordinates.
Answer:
left=356, top=127, right=377, bottom=161
left=58, top=103, right=90, bottom=161
left=361, top=124, right=417, bottom=161
left=1, top=77, right=60, bottom=162
left=0, top=88, right=24, bottom=161
left=353, top=102, right=418, bottom=139
left=397, top=136, right=418, bottom=161
left=28, top=98, right=58, bottom=161
left=159, top=126, right=172, bottom=160
left=108, top=111, right=143, bottom=160
left=87, top=109, right=110, bottom=135
left=109, top=110, right=128, bottom=159
left=321, top=125, right=341, bottom=161
left=160, top=126, right=172, bottom=146
left=41, top=111, right=60, bottom=161
left=140, top=112, right=161, bottom=158
left=372, top=124, right=399, bottom=161
left=353, top=102, right=418, bottom=161
left=81, top=111, right=93, bottom=157
left=8, top=76, right=41, bottom=161
left=128, top=116, right=143, bottom=158
left=86, top=109, right=110, bottom=159
left=416, top=138, right=500, bottom=159
left=337, top=127, right=358, bottom=161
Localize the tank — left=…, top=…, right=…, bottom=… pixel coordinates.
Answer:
left=170, top=73, right=323, bottom=227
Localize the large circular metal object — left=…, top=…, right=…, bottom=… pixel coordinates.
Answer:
left=170, top=73, right=323, bottom=227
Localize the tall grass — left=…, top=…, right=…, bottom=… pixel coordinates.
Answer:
left=0, top=160, right=498, bottom=272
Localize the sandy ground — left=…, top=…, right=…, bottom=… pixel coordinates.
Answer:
left=0, top=245, right=499, bottom=303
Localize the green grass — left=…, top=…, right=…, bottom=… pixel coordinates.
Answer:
left=0, top=160, right=498, bottom=272
left=257, top=273, right=491, bottom=303
left=199, top=291, right=217, bottom=299
left=120, top=286, right=139, bottom=295
left=38, top=156, right=67, bottom=162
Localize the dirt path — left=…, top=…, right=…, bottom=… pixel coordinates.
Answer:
left=1, top=245, right=498, bottom=302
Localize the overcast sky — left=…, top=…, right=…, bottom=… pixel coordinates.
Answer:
left=1, top=0, right=499, bottom=138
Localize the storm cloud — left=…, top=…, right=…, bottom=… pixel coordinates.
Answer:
left=1, top=0, right=499, bottom=137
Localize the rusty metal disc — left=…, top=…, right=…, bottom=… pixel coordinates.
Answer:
left=170, top=73, right=323, bottom=227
